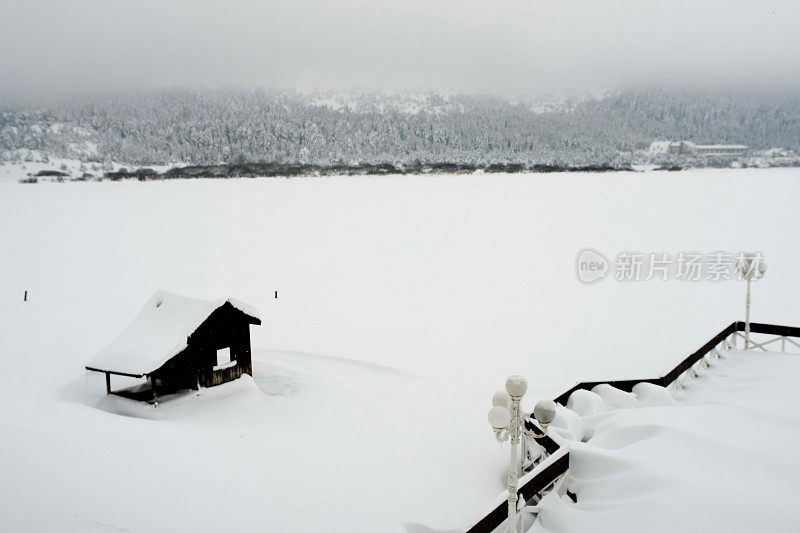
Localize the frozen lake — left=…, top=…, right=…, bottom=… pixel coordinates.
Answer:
left=0, top=168, right=798, bottom=531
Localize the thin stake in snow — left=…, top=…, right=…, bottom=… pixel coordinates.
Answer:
left=23, top=290, right=27, bottom=302
left=275, top=290, right=278, bottom=299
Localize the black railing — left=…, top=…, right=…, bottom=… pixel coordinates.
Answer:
left=465, top=321, right=800, bottom=533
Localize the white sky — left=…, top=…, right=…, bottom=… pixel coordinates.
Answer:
left=1, top=0, right=799, bottom=97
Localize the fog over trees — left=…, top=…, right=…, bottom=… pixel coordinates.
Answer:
left=2, top=88, right=799, bottom=167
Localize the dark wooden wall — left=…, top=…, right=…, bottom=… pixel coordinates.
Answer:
left=151, top=303, right=258, bottom=390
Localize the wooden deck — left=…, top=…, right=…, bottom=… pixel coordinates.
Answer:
left=111, top=383, right=181, bottom=403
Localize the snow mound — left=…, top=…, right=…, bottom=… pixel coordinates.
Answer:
left=566, top=389, right=608, bottom=417
left=550, top=404, right=588, bottom=442
left=591, top=384, right=640, bottom=409
left=632, top=382, right=676, bottom=406
left=588, top=424, right=664, bottom=450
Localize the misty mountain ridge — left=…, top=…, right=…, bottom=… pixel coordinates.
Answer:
left=2, top=88, right=799, bottom=169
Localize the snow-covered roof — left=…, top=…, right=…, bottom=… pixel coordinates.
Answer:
left=85, top=291, right=261, bottom=376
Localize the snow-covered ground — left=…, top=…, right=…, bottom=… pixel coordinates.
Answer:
left=533, top=346, right=800, bottom=533
left=0, top=168, right=799, bottom=531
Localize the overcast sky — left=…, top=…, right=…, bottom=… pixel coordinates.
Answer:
left=1, top=0, right=799, bottom=98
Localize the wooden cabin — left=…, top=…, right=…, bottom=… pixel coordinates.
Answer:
left=85, top=291, right=261, bottom=402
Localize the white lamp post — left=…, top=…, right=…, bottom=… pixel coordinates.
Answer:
left=736, top=253, right=767, bottom=349
left=486, top=376, right=526, bottom=532
left=487, top=375, right=527, bottom=533
left=487, top=378, right=560, bottom=533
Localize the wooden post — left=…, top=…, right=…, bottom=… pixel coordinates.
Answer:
left=24, top=290, right=27, bottom=302
left=105, top=372, right=111, bottom=394
left=274, top=290, right=278, bottom=299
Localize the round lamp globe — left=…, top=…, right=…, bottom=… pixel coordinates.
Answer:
left=534, top=400, right=557, bottom=426
left=492, top=390, right=510, bottom=408
left=488, top=405, right=511, bottom=430
left=505, top=375, right=528, bottom=398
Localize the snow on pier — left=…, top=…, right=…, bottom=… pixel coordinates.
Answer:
left=532, top=348, right=800, bottom=533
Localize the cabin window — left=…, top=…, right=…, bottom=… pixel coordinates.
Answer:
left=214, top=347, right=236, bottom=370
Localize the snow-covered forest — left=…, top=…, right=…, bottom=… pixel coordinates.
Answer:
left=2, top=88, right=799, bottom=167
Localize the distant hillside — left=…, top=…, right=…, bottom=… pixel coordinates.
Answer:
left=1, top=88, right=799, bottom=167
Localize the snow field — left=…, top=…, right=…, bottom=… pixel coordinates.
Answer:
left=1, top=168, right=799, bottom=531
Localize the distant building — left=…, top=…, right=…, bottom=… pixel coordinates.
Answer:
left=649, top=141, right=747, bottom=157
left=85, top=291, right=261, bottom=403
left=648, top=141, right=673, bottom=155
